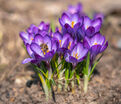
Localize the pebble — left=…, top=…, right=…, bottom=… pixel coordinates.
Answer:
left=117, top=38, right=121, bottom=49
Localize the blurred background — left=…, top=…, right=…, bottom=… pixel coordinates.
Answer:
left=0, top=0, right=121, bottom=103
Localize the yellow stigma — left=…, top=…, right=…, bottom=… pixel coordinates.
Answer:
left=73, top=52, right=78, bottom=59
left=31, top=37, right=33, bottom=41
left=68, top=42, right=71, bottom=49
left=42, top=49, right=46, bottom=55
left=46, top=50, right=49, bottom=53
left=94, top=43, right=98, bottom=45
left=86, top=25, right=89, bottom=29
left=75, top=53, right=78, bottom=59
left=59, top=27, right=61, bottom=32
left=71, top=21, right=75, bottom=28
left=59, top=40, right=61, bottom=47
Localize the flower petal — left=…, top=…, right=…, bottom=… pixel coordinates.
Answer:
left=86, top=26, right=95, bottom=37
left=34, top=35, right=43, bottom=45
left=30, top=43, right=44, bottom=57
left=22, top=58, right=33, bottom=64
left=92, top=18, right=102, bottom=32
left=100, top=41, right=108, bottom=52
left=26, top=44, right=34, bottom=57
left=84, top=16, right=91, bottom=29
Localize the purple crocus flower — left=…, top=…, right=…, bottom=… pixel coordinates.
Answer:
left=80, top=16, right=102, bottom=38
left=38, top=21, right=50, bottom=32
left=52, top=32, right=76, bottom=53
left=83, top=33, right=108, bottom=59
left=65, top=43, right=88, bottom=63
left=30, top=35, right=58, bottom=61
left=93, top=13, right=104, bottom=22
left=20, top=32, right=34, bottom=45
left=59, top=12, right=83, bottom=38
left=27, top=24, right=38, bottom=34
left=67, top=3, right=82, bottom=15
left=20, top=22, right=50, bottom=45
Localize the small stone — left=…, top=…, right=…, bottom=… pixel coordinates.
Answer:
left=117, top=38, right=121, bottom=49
left=15, top=78, right=22, bottom=85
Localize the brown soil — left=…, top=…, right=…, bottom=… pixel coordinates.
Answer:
left=0, top=0, right=121, bottom=104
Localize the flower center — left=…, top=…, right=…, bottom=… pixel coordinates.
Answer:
left=31, top=37, right=34, bottom=41
left=71, top=21, right=75, bottom=28
left=73, top=52, right=79, bottom=59
left=94, top=43, right=98, bottom=45
left=86, top=25, right=89, bottom=29
left=59, top=40, right=61, bottom=47
left=40, top=43, right=49, bottom=55
left=68, top=42, right=71, bottom=49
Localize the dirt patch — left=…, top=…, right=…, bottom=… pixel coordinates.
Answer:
left=0, top=0, right=121, bottom=104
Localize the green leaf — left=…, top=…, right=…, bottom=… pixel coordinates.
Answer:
left=84, top=52, right=90, bottom=75
left=76, top=74, right=80, bottom=85
left=37, top=72, right=49, bottom=99
left=51, top=22, right=55, bottom=32
left=65, top=69, right=69, bottom=80
left=70, top=70, right=75, bottom=79
left=88, top=53, right=103, bottom=80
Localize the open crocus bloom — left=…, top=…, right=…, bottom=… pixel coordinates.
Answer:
left=30, top=35, right=57, bottom=61
left=82, top=16, right=102, bottom=38
left=65, top=43, right=88, bottom=63
left=59, top=12, right=82, bottom=29
left=83, top=33, right=108, bottom=58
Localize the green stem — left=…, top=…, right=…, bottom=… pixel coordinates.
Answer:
left=84, top=75, right=88, bottom=93
left=71, top=80, right=75, bottom=93
left=58, top=81, right=62, bottom=92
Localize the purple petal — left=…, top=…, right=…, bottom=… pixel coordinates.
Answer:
left=92, top=18, right=102, bottom=32
left=30, top=43, right=44, bottom=57
left=94, top=13, right=104, bottom=21
left=69, top=56, right=78, bottom=63
left=32, top=26, right=38, bottom=34
left=84, top=16, right=91, bottom=29
left=86, top=26, right=95, bottom=37
left=53, top=32, right=62, bottom=41
left=71, top=13, right=79, bottom=23
left=44, top=36, right=52, bottom=51
left=90, top=45, right=101, bottom=56
left=26, top=44, right=34, bottom=57
left=39, top=21, right=50, bottom=31
left=34, top=35, right=43, bottom=45
left=61, top=34, right=71, bottom=47
left=44, top=51, right=54, bottom=61
left=22, top=58, right=33, bottom=64
left=100, top=41, right=108, bottom=52
left=90, top=33, right=105, bottom=46
left=52, top=41, right=59, bottom=52
left=34, top=54, right=44, bottom=61
left=64, top=53, right=70, bottom=62
left=71, top=45, right=77, bottom=56
left=19, top=32, right=29, bottom=42
left=60, top=13, right=71, bottom=25
left=83, top=37, right=91, bottom=49
left=77, top=43, right=88, bottom=59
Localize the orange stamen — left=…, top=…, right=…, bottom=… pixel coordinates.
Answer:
left=94, top=43, right=98, bottom=45
left=71, top=21, right=75, bottom=28
left=68, top=42, right=71, bottom=49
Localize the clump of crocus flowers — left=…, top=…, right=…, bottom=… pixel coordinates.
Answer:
left=20, top=3, right=108, bottom=100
